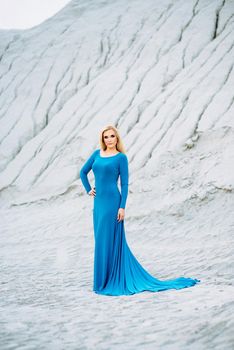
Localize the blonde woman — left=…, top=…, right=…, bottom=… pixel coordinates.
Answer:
left=79, top=125, right=200, bottom=296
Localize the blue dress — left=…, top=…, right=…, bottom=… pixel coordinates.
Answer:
left=80, top=149, right=200, bottom=296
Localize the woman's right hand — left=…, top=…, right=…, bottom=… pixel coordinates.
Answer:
left=88, top=187, right=96, bottom=197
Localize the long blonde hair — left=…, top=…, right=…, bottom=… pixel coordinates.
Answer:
left=99, top=125, right=126, bottom=154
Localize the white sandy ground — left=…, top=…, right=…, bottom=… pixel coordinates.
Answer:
left=1, top=191, right=233, bottom=349
left=1, top=131, right=234, bottom=349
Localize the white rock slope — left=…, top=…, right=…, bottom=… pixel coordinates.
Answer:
left=0, top=0, right=233, bottom=203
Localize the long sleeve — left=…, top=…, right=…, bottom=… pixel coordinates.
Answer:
left=79, top=150, right=97, bottom=194
left=119, top=154, right=129, bottom=209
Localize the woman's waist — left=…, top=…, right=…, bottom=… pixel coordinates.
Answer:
left=94, top=186, right=120, bottom=196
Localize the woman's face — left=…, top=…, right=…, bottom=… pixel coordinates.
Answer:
left=103, top=129, right=117, bottom=149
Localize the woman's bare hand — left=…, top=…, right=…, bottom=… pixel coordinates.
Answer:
left=88, top=187, right=96, bottom=197
left=117, top=208, right=125, bottom=222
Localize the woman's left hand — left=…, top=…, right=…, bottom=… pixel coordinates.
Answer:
left=117, top=208, right=125, bottom=222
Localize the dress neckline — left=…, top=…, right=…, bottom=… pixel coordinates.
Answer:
left=99, top=149, right=121, bottom=158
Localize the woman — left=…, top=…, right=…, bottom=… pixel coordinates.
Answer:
left=79, top=125, right=200, bottom=296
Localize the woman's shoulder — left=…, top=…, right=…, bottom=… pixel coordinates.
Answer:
left=92, top=149, right=100, bottom=156
left=119, top=152, right=128, bottom=162
left=86, top=149, right=99, bottom=160
left=119, top=152, right=127, bottom=157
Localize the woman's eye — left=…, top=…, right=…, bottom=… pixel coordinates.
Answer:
left=104, top=134, right=115, bottom=139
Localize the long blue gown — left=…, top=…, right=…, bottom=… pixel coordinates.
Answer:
left=80, top=149, right=200, bottom=296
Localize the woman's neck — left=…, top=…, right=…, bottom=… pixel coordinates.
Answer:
left=103, top=147, right=119, bottom=155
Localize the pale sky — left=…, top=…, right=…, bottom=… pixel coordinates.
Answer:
left=0, top=0, right=71, bottom=30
